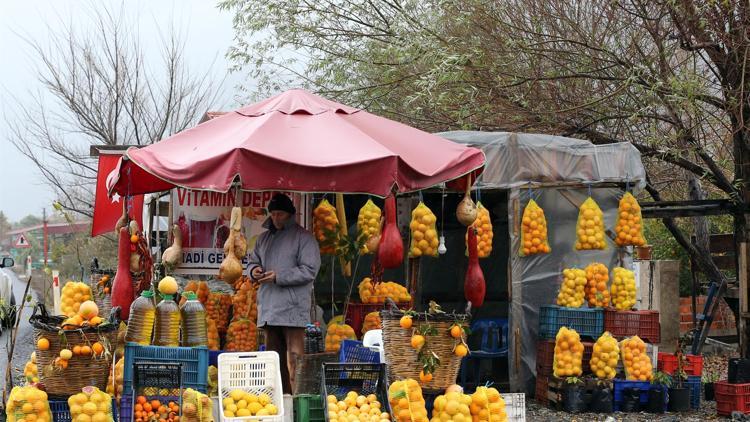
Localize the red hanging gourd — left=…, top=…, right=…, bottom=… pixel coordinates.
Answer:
left=378, top=195, right=404, bottom=269
left=465, top=227, right=486, bottom=307
left=111, top=227, right=135, bottom=320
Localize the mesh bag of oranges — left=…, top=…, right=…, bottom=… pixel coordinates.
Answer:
left=358, top=199, right=382, bottom=254
left=6, top=386, right=51, bottom=422
left=519, top=199, right=550, bottom=256
left=575, top=197, right=607, bottom=250
left=225, top=318, right=258, bottom=351
left=553, top=327, right=584, bottom=378
left=326, top=391, right=391, bottom=422
left=611, top=267, right=637, bottom=310
left=430, top=390, right=472, bottom=421
left=556, top=268, right=587, bottom=308
left=590, top=332, right=619, bottom=380
left=620, top=335, right=653, bottom=381
left=358, top=279, right=412, bottom=304
left=61, top=281, right=93, bottom=317
left=409, top=202, right=439, bottom=258
left=206, top=317, right=220, bottom=351
left=181, top=388, right=213, bottom=422
left=68, top=387, right=115, bottom=422
left=314, top=199, right=340, bottom=255
left=362, top=311, right=382, bottom=335
left=106, top=357, right=124, bottom=400
left=464, top=202, right=494, bottom=258
left=325, top=321, right=357, bottom=352
left=388, top=379, right=428, bottom=422
left=469, top=386, right=508, bottom=422
left=615, top=192, right=646, bottom=247
left=584, top=262, right=611, bottom=307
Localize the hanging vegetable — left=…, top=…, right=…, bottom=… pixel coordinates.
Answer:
left=520, top=199, right=550, bottom=256
left=378, top=195, right=404, bottom=269
left=456, top=177, right=478, bottom=226
left=615, top=192, right=646, bottom=247
left=357, top=199, right=382, bottom=254
left=219, top=207, right=244, bottom=285
left=161, top=225, right=182, bottom=273
left=409, top=202, right=438, bottom=258
left=575, top=197, right=607, bottom=250
left=466, top=202, right=493, bottom=258
left=111, top=227, right=135, bottom=320
left=464, top=227, right=486, bottom=307
left=313, top=199, right=339, bottom=255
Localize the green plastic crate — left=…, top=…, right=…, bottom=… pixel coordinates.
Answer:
left=294, top=394, right=325, bottom=422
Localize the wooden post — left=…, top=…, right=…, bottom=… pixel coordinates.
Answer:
left=740, top=242, right=748, bottom=357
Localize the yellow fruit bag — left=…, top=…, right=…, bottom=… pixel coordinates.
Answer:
left=362, top=311, right=382, bottom=335
left=520, top=199, right=550, bottom=256
left=61, top=281, right=93, bottom=317
left=584, top=263, right=611, bottom=307
left=470, top=386, right=508, bottom=422
left=23, top=352, right=38, bottom=383
left=611, top=267, right=636, bottom=310
left=621, top=335, right=653, bottom=381
left=68, top=387, right=114, bottom=422
left=590, top=332, right=620, bottom=380
left=615, top=192, right=646, bottom=247
left=325, top=322, right=356, bottom=352
left=6, top=385, right=51, bottom=422
left=575, top=197, right=607, bottom=250
left=464, top=202, right=494, bottom=258
left=553, top=327, right=584, bottom=377
left=557, top=268, right=586, bottom=308
left=207, top=365, right=218, bottom=397
left=409, top=202, right=439, bottom=258
left=431, top=391, right=472, bottom=420
left=106, top=357, right=124, bottom=400
left=182, top=388, right=213, bottom=422
left=313, top=199, right=339, bottom=254
left=388, top=379, right=428, bottom=422
left=357, top=199, right=382, bottom=253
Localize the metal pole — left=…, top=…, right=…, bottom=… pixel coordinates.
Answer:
left=42, top=208, right=48, bottom=266
left=4, top=276, right=32, bottom=402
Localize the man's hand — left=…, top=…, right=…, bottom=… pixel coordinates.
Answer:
left=258, top=271, right=276, bottom=284
left=251, top=266, right=265, bottom=280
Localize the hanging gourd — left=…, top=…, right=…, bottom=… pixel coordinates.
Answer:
left=378, top=195, right=404, bottom=269
left=615, top=192, right=647, bottom=247
left=575, top=197, right=607, bottom=250
left=464, top=227, right=486, bottom=308
left=456, top=176, right=478, bottom=226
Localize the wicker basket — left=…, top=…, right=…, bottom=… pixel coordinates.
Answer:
left=89, top=270, right=115, bottom=320
left=30, top=304, right=121, bottom=397
left=380, top=305, right=468, bottom=390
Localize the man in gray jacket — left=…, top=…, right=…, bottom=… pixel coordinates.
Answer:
left=248, top=193, right=321, bottom=394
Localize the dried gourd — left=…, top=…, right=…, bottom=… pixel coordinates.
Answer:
left=520, top=199, right=550, bottom=256
left=615, top=192, right=646, bottom=247
left=575, top=197, right=606, bottom=250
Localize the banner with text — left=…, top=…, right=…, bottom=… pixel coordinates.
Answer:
left=172, top=188, right=302, bottom=272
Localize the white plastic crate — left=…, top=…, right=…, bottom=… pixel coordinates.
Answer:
left=218, top=351, right=284, bottom=422
left=503, top=393, right=526, bottom=422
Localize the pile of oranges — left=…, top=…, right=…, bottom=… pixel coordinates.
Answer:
left=556, top=268, right=586, bottom=308
left=358, top=279, right=411, bottom=304
left=362, top=312, right=382, bottom=335
left=409, top=202, right=439, bottom=258
left=615, top=192, right=646, bottom=247
left=590, top=332, right=619, bottom=380
left=357, top=199, right=382, bottom=254
left=388, top=379, right=428, bottom=422
left=325, top=322, right=357, bottom=352
left=467, top=202, right=494, bottom=258
left=553, top=327, right=584, bottom=378
left=133, top=396, right=180, bottom=421
left=60, top=281, right=93, bottom=317
left=68, top=387, right=114, bottom=422
left=520, top=199, right=550, bottom=256
left=575, top=197, right=606, bottom=250
left=6, top=386, right=51, bottom=422
left=621, top=335, right=653, bottom=381
left=611, top=267, right=637, bottom=310
left=584, top=263, right=610, bottom=307
left=313, top=199, right=340, bottom=254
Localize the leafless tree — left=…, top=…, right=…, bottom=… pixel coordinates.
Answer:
left=6, top=3, right=223, bottom=218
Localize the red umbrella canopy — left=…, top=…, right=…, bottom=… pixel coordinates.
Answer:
left=107, top=89, right=484, bottom=197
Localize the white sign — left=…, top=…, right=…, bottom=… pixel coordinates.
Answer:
left=14, top=233, right=31, bottom=249
left=171, top=188, right=302, bottom=273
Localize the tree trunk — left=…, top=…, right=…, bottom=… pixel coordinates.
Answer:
left=688, top=175, right=710, bottom=329
left=735, top=131, right=750, bottom=357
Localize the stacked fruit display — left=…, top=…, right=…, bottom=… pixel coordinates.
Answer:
left=611, top=267, right=636, bottom=310
left=62, top=300, right=105, bottom=328
left=358, top=279, right=411, bottom=304
left=388, top=379, right=428, bottom=422
left=621, top=335, right=653, bottom=381
left=615, top=192, right=646, bottom=247
left=520, top=199, right=550, bottom=256
left=221, top=390, right=277, bottom=418
left=553, top=327, right=584, bottom=377
left=5, top=386, right=51, bottom=422
left=68, top=387, right=114, bottom=422
left=584, top=262, right=610, bottom=307
left=409, top=202, right=439, bottom=257
left=313, top=199, right=340, bottom=254
left=326, top=392, right=390, bottom=422
left=133, top=396, right=181, bottom=421
left=325, top=322, right=357, bottom=352
left=61, top=281, right=94, bottom=317
left=589, top=332, right=619, bottom=380
left=556, top=268, right=586, bottom=308
left=575, top=197, right=606, bottom=250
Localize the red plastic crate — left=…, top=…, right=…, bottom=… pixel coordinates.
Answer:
left=604, top=308, right=661, bottom=343
left=715, top=381, right=750, bottom=416
left=656, top=353, right=703, bottom=376
left=344, top=302, right=409, bottom=338
left=535, top=339, right=593, bottom=376
left=535, top=375, right=549, bottom=405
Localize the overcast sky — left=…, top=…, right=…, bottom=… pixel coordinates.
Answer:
left=0, top=0, right=241, bottom=222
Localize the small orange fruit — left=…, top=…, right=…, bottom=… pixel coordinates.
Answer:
left=410, top=335, right=425, bottom=350
left=399, top=315, right=413, bottom=329
left=450, top=325, right=463, bottom=339
left=37, top=338, right=50, bottom=351
left=80, top=345, right=92, bottom=356
left=130, top=234, right=139, bottom=243
left=454, top=344, right=468, bottom=357
left=419, top=370, right=433, bottom=383
left=72, top=345, right=82, bottom=356
left=91, top=342, right=104, bottom=356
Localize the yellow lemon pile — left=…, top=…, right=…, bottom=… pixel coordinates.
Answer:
left=520, top=199, right=550, bottom=256
left=553, top=327, right=584, bottom=378
left=430, top=391, right=472, bottom=422
left=611, top=267, right=637, bottom=310
left=326, top=391, right=390, bottom=422
left=584, top=263, right=611, bottom=307
left=389, top=379, right=428, bottom=422
left=68, top=387, right=114, bottom=422
left=61, top=281, right=93, bottom=317
left=6, top=386, right=51, bottom=422
left=409, top=202, right=439, bottom=258
left=222, top=390, right=276, bottom=418
left=621, top=335, right=653, bottom=381
left=313, top=199, right=339, bottom=255
left=590, top=332, right=620, bottom=380
left=357, top=199, right=382, bottom=253
left=325, top=322, right=357, bottom=352
left=615, top=192, right=646, bottom=247
left=556, top=268, right=587, bottom=308
left=575, top=197, right=606, bottom=250
left=358, top=279, right=411, bottom=304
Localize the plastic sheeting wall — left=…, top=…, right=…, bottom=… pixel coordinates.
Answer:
left=508, top=187, right=632, bottom=393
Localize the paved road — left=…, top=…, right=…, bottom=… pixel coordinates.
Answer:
left=0, top=268, right=37, bottom=400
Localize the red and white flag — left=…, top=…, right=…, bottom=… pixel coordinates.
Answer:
left=92, top=153, right=144, bottom=237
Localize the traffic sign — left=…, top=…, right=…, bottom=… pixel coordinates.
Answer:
left=14, top=233, right=31, bottom=249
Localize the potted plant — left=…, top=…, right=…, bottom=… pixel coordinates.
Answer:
left=590, top=379, right=613, bottom=413
left=648, top=371, right=671, bottom=413
left=562, top=376, right=586, bottom=413
left=702, top=367, right=720, bottom=401
left=668, top=340, right=691, bottom=412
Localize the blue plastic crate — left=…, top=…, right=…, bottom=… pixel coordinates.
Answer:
left=687, top=375, right=701, bottom=410
left=539, top=305, right=604, bottom=339
left=613, top=380, right=651, bottom=411
left=49, top=398, right=118, bottom=422
left=123, top=342, right=209, bottom=393
left=209, top=350, right=224, bottom=367
left=339, top=340, right=380, bottom=363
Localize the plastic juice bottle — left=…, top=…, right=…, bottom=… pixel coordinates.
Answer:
left=153, top=294, right=181, bottom=347
left=180, top=291, right=208, bottom=347
left=124, top=290, right=156, bottom=345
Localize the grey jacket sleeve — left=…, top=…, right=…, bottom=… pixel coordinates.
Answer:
left=246, top=234, right=264, bottom=280
left=275, top=231, right=321, bottom=287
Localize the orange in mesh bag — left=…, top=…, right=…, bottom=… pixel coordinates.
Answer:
left=225, top=318, right=258, bottom=351
left=182, top=388, right=213, bottom=422
left=357, top=199, right=382, bottom=254
left=611, top=267, right=637, bottom=310
left=388, top=379, right=428, bottom=422
left=575, top=197, right=606, bottom=250
left=584, top=262, right=610, bottom=307
left=465, top=202, right=493, bottom=258
left=6, top=386, right=52, bottom=422
left=68, top=387, right=115, bottom=422
left=313, top=199, right=339, bottom=254
left=325, top=321, right=356, bottom=352
left=590, top=332, right=619, bottom=380
left=621, top=335, right=653, bottom=381
left=470, top=386, right=508, bottom=422
left=206, top=317, right=220, bottom=351
left=553, top=327, right=584, bottom=378
left=409, top=202, right=439, bottom=258
left=556, top=268, right=586, bottom=308
left=520, top=199, right=550, bottom=256
left=615, top=192, right=646, bottom=247
left=206, top=292, right=232, bottom=335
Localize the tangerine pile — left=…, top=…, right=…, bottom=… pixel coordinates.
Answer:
left=615, top=192, right=646, bottom=247
left=584, top=263, right=610, bottom=307
left=621, top=335, right=653, bottom=381
left=326, top=391, right=390, bottom=422
left=553, top=327, right=584, bottom=377
left=133, top=396, right=180, bottom=422
left=520, top=199, right=550, bottom=256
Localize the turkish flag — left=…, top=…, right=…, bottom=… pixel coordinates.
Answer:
left=92, top=153, right=144, bottom=237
